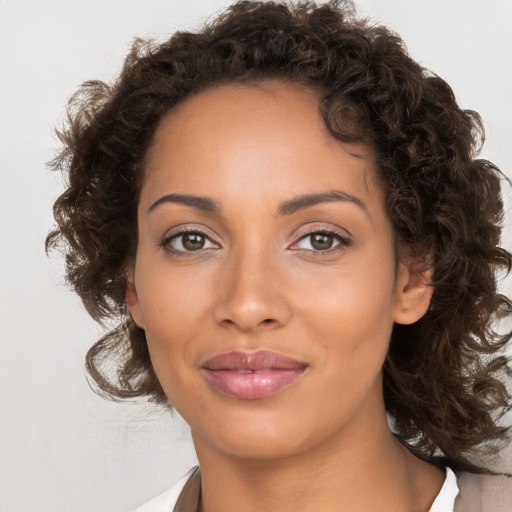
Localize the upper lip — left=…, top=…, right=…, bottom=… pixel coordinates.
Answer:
left=201, top=350, right=308, bottom=371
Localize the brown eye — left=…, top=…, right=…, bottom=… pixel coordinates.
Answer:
left=181, top=233, right=206, bottom=251
left=292, top=229, right=351, bottom=253
left=164, top=231, right=217, bottom=253
left=310, top=233, right=335, bottom=250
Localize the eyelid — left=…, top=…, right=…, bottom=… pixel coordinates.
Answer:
left=158, top=224, right=351, bottom=254
left=160, top=226, right=221, bottom=253
left=289, top=226, right=352, bottom=252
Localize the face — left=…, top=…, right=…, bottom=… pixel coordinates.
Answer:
left=127, top=81, right=431, bottom=461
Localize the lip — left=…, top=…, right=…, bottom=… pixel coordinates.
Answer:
left=201, top=350, right=309, bottom=400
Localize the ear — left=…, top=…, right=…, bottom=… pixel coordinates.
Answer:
left=125, top=268, right=145, bottom=329
left=392, top=252, right=433, bottom=325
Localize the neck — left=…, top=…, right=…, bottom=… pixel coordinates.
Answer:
left=191, top=392, right=444, bottom=512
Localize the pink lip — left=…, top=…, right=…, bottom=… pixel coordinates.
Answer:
left=201, top=350, right=309, bottom=400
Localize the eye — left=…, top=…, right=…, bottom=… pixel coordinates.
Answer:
left=291, top=229, right=351, bottom=253
left=162, top=230, right=218, bottom=253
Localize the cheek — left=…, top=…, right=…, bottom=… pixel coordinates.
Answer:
left=297, top=246, right=397, bottom=333
left=134, top=263, right=215, bottom=385
left=136, top=251, right=214, bottom=330
left=295, top=247, right=397, bottom=379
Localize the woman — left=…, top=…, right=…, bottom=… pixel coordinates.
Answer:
left=46, top=1, right=512, bottom=510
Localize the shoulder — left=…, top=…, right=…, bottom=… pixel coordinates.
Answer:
left=133, top=466, right=199, bottom=512
left=454, top=471, right=512, bottom=512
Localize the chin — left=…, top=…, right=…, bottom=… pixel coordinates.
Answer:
left=203, top=430, right=313, bottom=461
left=190, top=407, right=340, bottom=463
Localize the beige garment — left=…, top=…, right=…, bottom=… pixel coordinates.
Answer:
left=174, top=466, right=201, bottom=512
left=454, top=472, right=512, bottom=512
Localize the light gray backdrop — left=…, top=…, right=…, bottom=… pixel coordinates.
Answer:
left=1, top=1, right=511, bottom=511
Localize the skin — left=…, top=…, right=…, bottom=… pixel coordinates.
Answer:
left=127, top=80, right=443, bottom=512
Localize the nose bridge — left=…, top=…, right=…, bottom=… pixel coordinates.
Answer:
left=213, top=239, right=290, bottom=331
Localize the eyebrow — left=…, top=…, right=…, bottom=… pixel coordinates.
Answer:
left=277, top=190, right=368, bottom=217
left=148, top=194, right=222, bottom=214
left=148, top=189, right=368, bottom=218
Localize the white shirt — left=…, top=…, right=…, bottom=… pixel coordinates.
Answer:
left=429, top=467, right=459, bottom=512
left=134, top=466, right=460, bottom=512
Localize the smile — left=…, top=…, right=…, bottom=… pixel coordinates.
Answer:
left=201, top=350, right=309, bottom=400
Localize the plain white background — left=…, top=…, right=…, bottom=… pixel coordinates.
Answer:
left=1, top=1, right=511, bottom=510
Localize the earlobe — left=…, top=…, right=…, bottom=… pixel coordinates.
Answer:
left=125, top=273, right=145, bottom=329
left=393, top=258, right=433, bottom=325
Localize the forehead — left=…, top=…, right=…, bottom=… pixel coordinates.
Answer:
left=141, top=80, right=383, bottom=214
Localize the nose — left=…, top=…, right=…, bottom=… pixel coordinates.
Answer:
left=213, top=249, right=292, bottom=333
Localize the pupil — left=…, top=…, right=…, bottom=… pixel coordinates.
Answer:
left=311, top=233, right=333, bottom=250
left=183, top=233, right=205, bottom=250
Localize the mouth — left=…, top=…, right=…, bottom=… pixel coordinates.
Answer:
left=201, top=350, right=309, bottom=400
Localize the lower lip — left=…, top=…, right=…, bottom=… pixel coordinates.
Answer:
left=202, top=368, right=307, bottom=400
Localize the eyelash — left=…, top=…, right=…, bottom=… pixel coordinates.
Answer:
left=291, top=228, right=352, bottom=255
left=160, top=228, right=218, bottom=256
left=160, top=227, right=352, bottom=256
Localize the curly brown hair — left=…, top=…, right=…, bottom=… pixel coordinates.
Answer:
left=46, top=0, right=511, bottom=473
